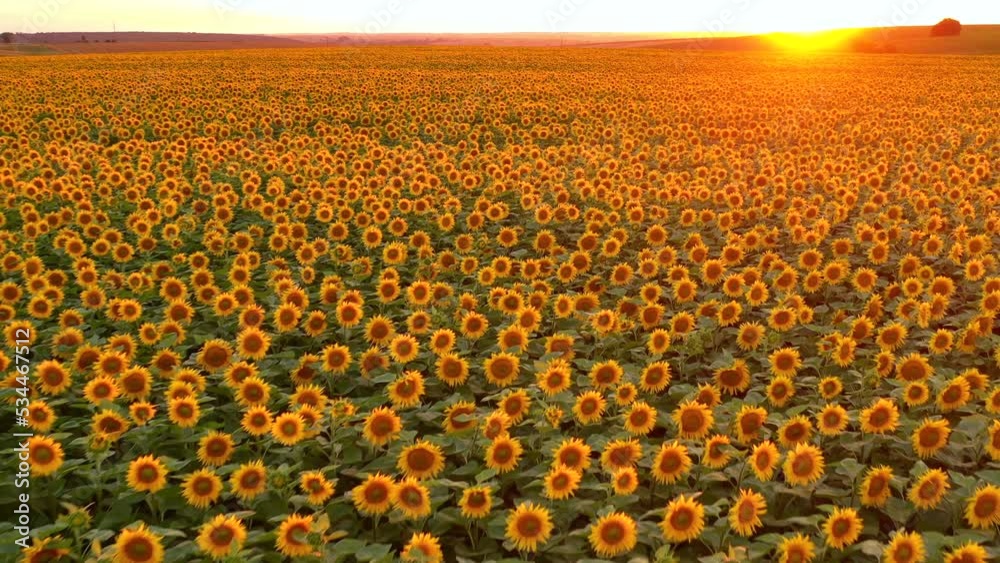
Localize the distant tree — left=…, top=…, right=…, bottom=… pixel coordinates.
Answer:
left=930, top=18, right=961, bottom=37
left=1, top=32, right=13, bottom=44
left=81, top=34, right=87, bottom=42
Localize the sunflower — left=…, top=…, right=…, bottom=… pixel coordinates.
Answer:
left=600, top=439, right=642, bottom=471
left=197, top=339, right=233, bottom=372
left=388, top=371, right=425, bottom=408
left=768, top=307, right=797, bottom=331
left=182, top=469, right=222, bottom=508
left=937, top=375, right=971, bottom=412
left=965, top=485, right=1000, bottom=529
left=860, top=398, right=899, bottom=434
left=197, top=514, right=247, bottom=560
left=197, top=431, right=234, bottom=467
left=647, top=328, right=672, bottom=354
left=573, top=391, right=607, bottom=424
left=881, top=530, right=925, bottom=563
left=321, top=344, right=351, bottom=375
left=783, top=442, right=825, bottom=486
left=362, top=406, right=402, bottom=446
left=335, top=300, right=363, bottom=328
left=392, top=477, right=432, bottom=519
left=272, top=303, right=302, bottom=332
left=168, top=396, right=200, bottom=428
left=398, top=440, right=445, bottom=480
left=119, top=367, right=152, bottom=400
left=987, top=419, right=1000, bottom=461
left=236, top=327, right=270, bottom=360
left=766, top=376, right=796, bottom=407
left=944, top=542, right=989, bottom=563
left=435, top=353, right=470, bottom=386
left=553, top=438, right=592, bottom=471
left=481, top=411, right=512, bottom=441
left=823, top=506, right=862, bottom=550
left=27, top=436, right=64, bottom=476
left=928, top=329, right=953, bottom=354
left=876, top=322, right=908, bottom=351
left=816, top=404, right=848, bottom=436
left=127, top=454, right=168, bottom=493
left=299, top=471, right=335, bottom=505
left=230, top=460, right=267, bottom=501
left=703, top=434, right=732, bottom=468
left=639, top=361, right=672, bottom=393
left=768, top=347, right=802, bottom=378
left=911, top=418, right=950, bottom=459
left=589, top=512, right=637, bottom=558
left=715, top=360, right=751, bottom=394
left=352, top=473, right=396, bottom=515
left=25, top=401, right=55, bottom=432
left=443, top=401, right=477, bottom=434
left=275, top=514, right=314, bottom=557
left=271, top=412, right=305, bottom=446
left=818, top=376, right=843, bottom=400
left=611, top=467, right=639, bottom=495
left=673, top=400, right=713, bottom=440
left=623, top=402, right=657, bottom=435
left=79, top=372, right=116, bottom=403
left=484, top=352, right=520, bottom=387
left=240, top=406, right=272, bottom=436
left=364, top=315, right=396, bottom=345
left=92, top=410, right=130, bottom=441
left=389, top=334, right=420, bottom=364
left=903, top=381, right=930, bottom=407
left=20, top=536, right=70, bottom=563
left=485, top=435, right=523, bottom=473
left=498, top=389, right=531, bottom=423
left=459, top=486, right=493, bottom=519
left=114, top=524, right=164, bottom=563
left=589, top=360, right=623, bottom=390
left=505, top=502, right=553, bottom=553
left=429, top=328, right=456, bottom=355
left=777, top=534, right=815, bottom=563
left=616, top=382, right=640, bottom=406
left=908, top=468, right=949, bottom=510
left=660, top=495, right=705, bottom=543
left=544, top=465, right=582, bottom=500
left=734, top=405, right=768, bottom=443
left=860, top=465, right=894, bottom=507
left=401, top=532, right=443, bottom=563
left=460, top=311, right=489, bottom=339
left=537, top=359, right=571, bottom=395
left=36, top=360, right=72, bottom=395
left=749, top=441, right=780, bottom=481
left=729, top=488, right=766, bottom=537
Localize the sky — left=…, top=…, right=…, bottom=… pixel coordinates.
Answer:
left=6, top=0, right=999, bottom=35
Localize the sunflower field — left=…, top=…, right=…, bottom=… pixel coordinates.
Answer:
left=0, top=47, right=998, bottom=563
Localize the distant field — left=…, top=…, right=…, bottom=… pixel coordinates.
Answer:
left=0, top=45, right=998, bottom=563
left=5, top=26, right=999, bottom=55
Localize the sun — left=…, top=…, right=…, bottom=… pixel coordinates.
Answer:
left=764, top=28, right=861, bottom=52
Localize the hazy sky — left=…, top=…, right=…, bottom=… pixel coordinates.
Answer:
left=8, top=0, right=999, bottom=35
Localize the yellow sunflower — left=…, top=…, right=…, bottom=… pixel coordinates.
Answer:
left=589, top=512, right=637, bottom=558
left=823, top=506, right=862, bottom=550
left=197, top=514, right=247, bottom=560
left=729, top=488, right=767, bottom=537
left=660, top=495, right=705, bottom=543
left=505, top=502, right=553, bottom=553
left=114, top=524, right=164, bottom=563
